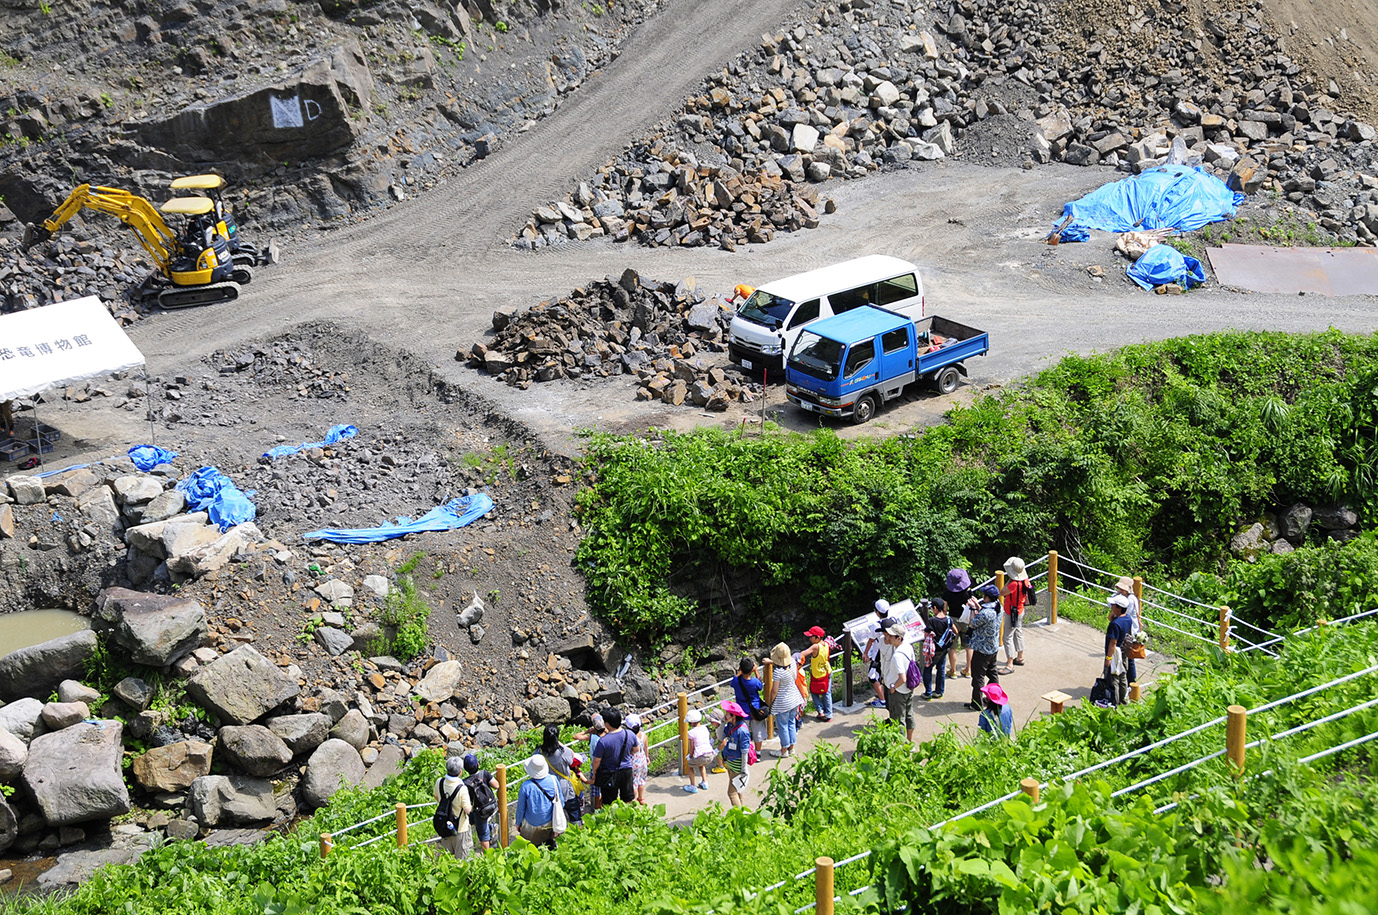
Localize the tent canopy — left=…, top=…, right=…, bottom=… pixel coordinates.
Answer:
left=0, top=296, right=145, bottom=401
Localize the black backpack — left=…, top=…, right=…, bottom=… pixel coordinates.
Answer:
left=466, top=771, right=499, bottom=821
left=433, top=780, right=463, bottom=838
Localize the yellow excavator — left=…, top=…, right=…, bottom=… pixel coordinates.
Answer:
left=21, top=184, right=251, bottom=309
left=168, top=174, right=277, bottom=268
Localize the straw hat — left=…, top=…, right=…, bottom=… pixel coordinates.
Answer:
left=524, top=754, right=549, bottom=780
left=769, top=642, right=792, bottom=668
left=1003, top=556, right=1029, bottom=582
left=1115, top=576, right=1134, bottom=593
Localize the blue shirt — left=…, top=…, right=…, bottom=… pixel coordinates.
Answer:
left=515, top=774, right=559, bottom=828
left=722, top=721, right=751, bottom=762
left=970, top=604, right=1000, bottom=655
left=979, top=704, right=1014, bottom=739
left=733, top=675, right=765, bottom=713
left=593, top=727, right=635, bottom=771
left=1105, top=615, right=1133, bottom=656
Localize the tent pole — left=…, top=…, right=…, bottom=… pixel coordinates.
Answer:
left=32, top=397, right=42, bottom=471
left=144, top=366, right=156, bottom=446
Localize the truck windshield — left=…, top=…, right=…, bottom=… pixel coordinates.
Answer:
left=788, top=331, right=843, bottom=381
left=737, top=290, right=795, bottom=329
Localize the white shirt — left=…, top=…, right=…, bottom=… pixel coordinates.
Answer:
left=884, top=640, right=916, bottom=694
left=687, top=724, right=712, bottom=758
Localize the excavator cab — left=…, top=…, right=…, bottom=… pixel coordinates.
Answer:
left=169, top=174, right=275, bottom=267
left=159, top=197, right=236, bottom=288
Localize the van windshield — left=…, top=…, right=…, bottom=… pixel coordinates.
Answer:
left=738, top=290, right=795, bottom=329
left=788, top=331, right=843, bottom=381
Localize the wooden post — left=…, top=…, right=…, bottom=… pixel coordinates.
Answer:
left=1130, top=682, right=1141, bottom=703
left=843, top=631, right=855, bottom=708
left=1219, top=606, right=1231, bottom=651
left=497, top=764, right=509, bottom=848
left=1048, top=550, right=1059, bottom=625
left=814, top=857, right=836, bottom=915
left=1133, top=576, right=1144, bottom=606
left=319, top=833, right=333, bottom=859
left=763, top=660, right=775, bottom=739
left=395, top=802, right=408, bottom=847
left=996, top=570, right=1006, bottom=644
left=677, top=692, right=689, bottom=777
left=1227, top=705, right=1247, bottom=775
left=1020, top=778, right=1040, bottom=803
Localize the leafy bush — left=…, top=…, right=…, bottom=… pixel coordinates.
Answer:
left=376, top=554, right=432, bottom=661
left=578, top=330, right=1378, bottom=642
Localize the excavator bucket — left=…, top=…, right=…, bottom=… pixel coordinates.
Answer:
left=20, top=223, right=50, bottom=251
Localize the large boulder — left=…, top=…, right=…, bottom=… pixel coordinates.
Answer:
left=265, top=713, right=331, bottom=756
left=328, top=708, right=370, bottom=749
left=621, top=671, right=659, bottom=708
left=217, top=725, right=292, bottom=777
left=94, top=588, right=208, bottom=667
left=300, top=739, right=365, bottom=808
left=130, top=42, right=373, bottom=166
left=529, top=696, right=572, bottom=725
left=0, top=725, right=27, bottom=778
left=0, top=630, right=99, bottom=702
left=131, top=740, right=214, bottom=792
left=186, top=645, right=300, bottom=725
left=22, top=721, right=130, bottom=825
left=166, top=523, right=265, bottom=581
left=414, top=660, right=463, bottom=702
left=188, top=775, right=276, bottom=826
left=0, top=795, right=15, bottom=855
left=0, top=697, right=45, bottom=742
left=40, top=701, right=89, bottom=730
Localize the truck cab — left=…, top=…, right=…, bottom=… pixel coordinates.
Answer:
left=786, top=306, right=989, bottom=423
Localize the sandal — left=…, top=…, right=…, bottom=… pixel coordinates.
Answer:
left=1013, top=659, right=1025, bottom=666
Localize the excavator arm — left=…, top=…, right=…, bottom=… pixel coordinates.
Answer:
left=21, top=184, right=178, bottom=272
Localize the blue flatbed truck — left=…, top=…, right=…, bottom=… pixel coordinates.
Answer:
left=784, top=305, right=989, bottom=423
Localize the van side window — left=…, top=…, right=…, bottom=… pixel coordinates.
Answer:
left=785, top=298, right=820, bottom=329
left=844, top=339, right=876, bottom=377
left=830, top=284, right=877, bottom=314
left=876, top=274, right=919, bottom=305
left=881, top=327, right=910, bottom=354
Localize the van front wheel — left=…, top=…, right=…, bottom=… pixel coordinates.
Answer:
left=852, top=394, right=878, bottom=424
left=936, top=367, right=961, bottom=395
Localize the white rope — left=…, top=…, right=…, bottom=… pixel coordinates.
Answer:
left=1139, top=580, right=1221, bottom=612
left=1058, top=555, right=1119, bottom=581
left=350, top=830, right=397, bottom=850
left=1298, top=728, right=1378, bottom=763
left=1139, top=616, right=1220, bottom=646
left=1137, top=596, right=1218, bottom=632
left=333, top=809, right=396, bottom=838
left=1251, top=663, right=1378, bottom=714
left=405, top=801, right=437, bottom=810
left=1056, top=571, right=1116, bottom=595
left=1109, top=749, right=1228, bottom=799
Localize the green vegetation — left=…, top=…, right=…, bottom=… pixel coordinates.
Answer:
left=15, top=615, right=1378, bottom=914
left=1201, top=210, right=1356, bottom=249
left=373, top=552, right=432, bottom=660
left=577, top=330, right=1378, bottom=642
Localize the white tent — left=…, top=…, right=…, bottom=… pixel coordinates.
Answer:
left=0, top=296, right=145, bottom=400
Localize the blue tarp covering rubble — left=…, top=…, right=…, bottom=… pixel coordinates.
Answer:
left=264, top=424, right=358, bottom=461
left=129, top=445, right=178, bottom=472
left=302, top=493, right=495, bottom=544
left=176, top=466, right=257, bottom=532
left=1055, top=165, right=1246, bottom=237
left=1126, top=244, right=1207, bottom=291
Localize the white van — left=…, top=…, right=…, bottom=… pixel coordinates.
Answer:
left=728, top=255, right=925, bottom=372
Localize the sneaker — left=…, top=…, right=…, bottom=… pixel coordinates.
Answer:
left=711, top=766, right=726, bottom=774
left=869, top=698, right=886, bottom=709
left=820, top=716, right=832, bottom=722
left=933, top=692, right=944, bottom=699
left=921, top=693, right=933, bottom=701
left=682, top=785, right=698, bottom=793
left=698, top=781, right=708, bottom=790
left=964, top=702, right=982, bottom=711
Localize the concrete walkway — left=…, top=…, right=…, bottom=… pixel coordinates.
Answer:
left=642, top=616, right=1171, bottom=821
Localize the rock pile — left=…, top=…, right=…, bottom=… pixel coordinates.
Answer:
left=1230, top=501, right=1361, bottom=560
left=464, top=269, right=763, bottom=408
left=522, top=0, right=1378, bottom=248
left=0, top=234, right=150, bottom=321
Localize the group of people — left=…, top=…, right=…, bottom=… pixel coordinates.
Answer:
left=862, top=558, right=1038, bottom=742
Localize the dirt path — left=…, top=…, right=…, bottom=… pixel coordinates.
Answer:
left=641, top=615, right=1172, bottom=822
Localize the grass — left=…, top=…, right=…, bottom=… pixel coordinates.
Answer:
left=1200, top=210, right=1356, bottom=248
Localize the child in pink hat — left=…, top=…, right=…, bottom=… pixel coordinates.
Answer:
left=717, top=701, right=753, bottom=807
left=977, top=683, right=1014, bottom=740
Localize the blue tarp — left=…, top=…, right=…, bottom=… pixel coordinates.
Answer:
left=176, top=466, right=257, bottom=532
left=129, top=445, right=178, bottom=472
left=1126, top=244, right=1207, bottom=291
left=263, top=424, right=358, bottom=461
left=302, top=493, right=495, bottom=544
left=1056, top=165, right=1246, bottom=237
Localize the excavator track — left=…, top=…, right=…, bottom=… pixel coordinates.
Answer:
left=157, top=282, right=240, bottom=309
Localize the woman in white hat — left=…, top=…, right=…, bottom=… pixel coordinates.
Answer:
left=682, top=709, right=714, bottom=793
left=515, top=754, right=563, bottom=848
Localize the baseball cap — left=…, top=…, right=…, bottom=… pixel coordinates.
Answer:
left=805, top=625, right=826, bottom=638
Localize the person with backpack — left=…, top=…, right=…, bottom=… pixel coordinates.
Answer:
left=586, top=706, right=636, bottom=807
left=731, top=657, right=769, bottom=754
left=541, top=724, right=585, bottom=828
left=967, top=584, right=1002, bottom=711
left=1001, top=556, right=1035, bottom=670
left=944, top=569, right=973, bottom=678
left=1115, top=576, right=1142, bottom=686
left=718, top=700, right=754, bottom=807
left=515, top=754, right=564, bottom=848
left=922, top=598, right=951, bottom=700
left=881, top=618, right=919, bottom=742
left=433, top=755, right=475, bottom=859
left=765, top=642, right=805, bottom=758
left=800, top=626, right=834, bottom=722
left=865, top=599, right=892, bottom=708
left=461, top=753, right=500, bottom=851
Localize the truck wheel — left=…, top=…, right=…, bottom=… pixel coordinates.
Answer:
left=852, top=394, right=877, bottom=424
left=936, top=367, right=961, bottom=395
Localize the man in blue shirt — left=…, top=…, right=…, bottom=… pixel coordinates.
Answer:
left=977, top=683, right=1014, bottom=739
left=1104, top=594, right=1134, bottom=705
left=967, top=584, right=1001, bottom=711
left=586, top=707, right=636, bottom=806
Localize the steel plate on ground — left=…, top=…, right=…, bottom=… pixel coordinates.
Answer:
left=1206, top=243, right=1378, bottom=296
